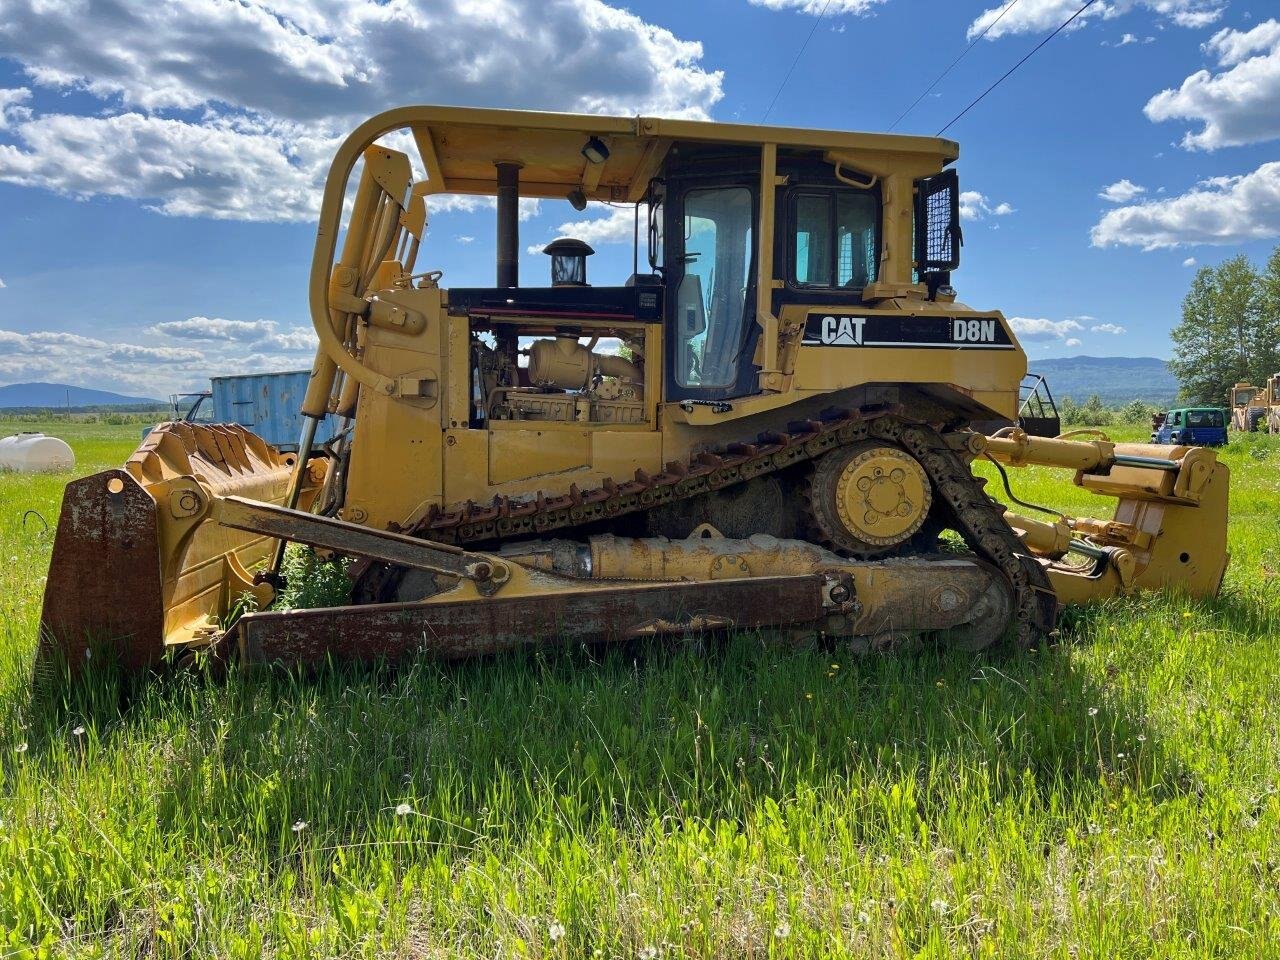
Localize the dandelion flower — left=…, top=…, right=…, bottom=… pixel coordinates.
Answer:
left=1087, top=822, right=1101, bottom=836
left=291, top=820, right=308, bottom=833
left=1136, top=734, right=1147, bottom=743
left=639, top=947, right=658, bottom=960
left=1087, top=707, right=1099, bottom=717
left=71, top=726, right=85, bottom=737
left=830, top=663, right=840, bottom=670
left=931, top=898, right=949, bottom=915
left=395, top=802, right=413, bottom=816
left=773, top=921, right=791, bottom=939
left=548, top=921, right=566, bottom=941
left=14, top=743, right=27, bottom=754
left=1182, top=611, right=1192, bottom=619
left=805, top=692, right=813, bottom=700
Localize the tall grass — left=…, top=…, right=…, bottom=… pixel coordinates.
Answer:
left=1, top=419, right=1278, bottom=957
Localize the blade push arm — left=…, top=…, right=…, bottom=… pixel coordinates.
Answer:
left=980, top=429, right=1229, bottom=603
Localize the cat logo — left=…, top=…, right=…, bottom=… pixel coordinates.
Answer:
left=819, top=315, right=866, bottom=346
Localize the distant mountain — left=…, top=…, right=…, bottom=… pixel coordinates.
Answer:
left=1029, top=356, right=1179, bottom=406
left=0, top=382, right=165, bottom=409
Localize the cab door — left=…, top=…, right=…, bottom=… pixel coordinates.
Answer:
left=663, top=180, right=759, bottom=402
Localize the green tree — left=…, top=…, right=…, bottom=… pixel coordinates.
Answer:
left=1120, top=398, right=1152, bottom=424
left=1081, top=394, right=1113, bottom=426
left=1260, top=245, right=1280, bottom=379
left=1169, top=255, right=1264, bottom=404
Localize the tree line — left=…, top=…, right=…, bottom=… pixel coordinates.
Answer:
left=1170, top=245, right=1280, bottom=404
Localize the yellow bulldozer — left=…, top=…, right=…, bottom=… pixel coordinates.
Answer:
left=1230, top=378, right=1280, bottom=433
left=39, top=106, right=1231, bottom=677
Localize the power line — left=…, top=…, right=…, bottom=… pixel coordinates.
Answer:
left=761, top=0, right=835, bottom=123
left=887, top=0, right=1023, bottom=132
left=937, top=0, right=1101, bottom=137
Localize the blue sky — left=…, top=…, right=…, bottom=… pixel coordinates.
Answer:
left=0, top=0, right=1277, bottom=395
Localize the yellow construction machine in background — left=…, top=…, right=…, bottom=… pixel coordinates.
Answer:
left=1230, top=377, right=1280, bottom=433
left=39, top=106, right=1231, bottom=677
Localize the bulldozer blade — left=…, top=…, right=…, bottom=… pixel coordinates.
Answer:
left=37, top=422, right=322, bottom=679
left=37, top=469, right=167, bottom=676
left=236, top=575, right=827, bottom=667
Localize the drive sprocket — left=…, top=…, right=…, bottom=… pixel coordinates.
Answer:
left=805, top=441, right=933, bottom=558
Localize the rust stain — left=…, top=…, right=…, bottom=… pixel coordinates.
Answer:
left=238, top=576, right=823, bottom=667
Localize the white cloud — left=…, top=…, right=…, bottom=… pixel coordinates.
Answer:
left=748, top=0, right=885, bottom=13
left=258, top=328, right=319, bottom=352
left=0, top=320, right=318, bottom=395
left=0, top=278, right=5, bottom=288
left=960, top=191, right=1016, bottom=220
left=0, top=87, right=31, bottom=130
left=0, top=0, right=724, bottom=222
left=1144, top=19, right=1280, bottom=150
left=456, top=235, right=475, bottom=244
left=152, top=316, right=319, bottom=352
left=1091, top=322, right=1127, bottom=334
left=1102, top=31, right=1154, bottom=45
left=528, top=202, right=645, bottom=253
left=1091, top=161, right=1280, bottom=249
left=151, top=317, right=278, bottom=342
left=27, top=331, right=108, bottom=349
left=0, top=112, right=327, bottom=222
left=107, top=344, right=206, bottom=364
left=1008, top=317, right=1084, bottom=341
left=967, top=0, right=1224, bottom=40
left=1183, top=256, right=1197, bottom=266
left=1065, top=337, right=1083, bottom=347
left=1099, top=179, right=1147, bottom=202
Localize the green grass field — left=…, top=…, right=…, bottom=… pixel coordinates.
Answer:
left=3, top=419, right=1280, bottom=958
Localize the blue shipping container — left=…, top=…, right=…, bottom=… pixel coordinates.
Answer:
left=210, top=370, right=335, bottom=451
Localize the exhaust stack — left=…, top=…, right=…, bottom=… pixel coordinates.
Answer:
left=495, top=161, right=521, bottom=288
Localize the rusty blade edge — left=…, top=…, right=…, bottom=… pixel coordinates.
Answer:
left=236, top=575, right=826, bottom=666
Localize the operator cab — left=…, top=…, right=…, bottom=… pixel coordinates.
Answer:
left=372, top=109, right=970, bottom=432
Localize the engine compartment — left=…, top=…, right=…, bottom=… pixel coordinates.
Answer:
left=471, top=327, right=648, bottom=426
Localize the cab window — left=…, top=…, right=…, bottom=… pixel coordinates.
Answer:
left=674, top=186, right=754, bottom=389
left=792, top=189, right=877, bottom=289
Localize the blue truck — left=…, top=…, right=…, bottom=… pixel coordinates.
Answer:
left=1150, top=406, right=1228, bottom=447
left=156, top=370, right=334, bottom=451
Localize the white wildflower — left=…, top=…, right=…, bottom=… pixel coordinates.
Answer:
left=14, top=743, right=27, bottom=754
left=548, top=921, right=566, bottom=941
left=291, top=820, right=308, bottom=833
left=1087, top=822, right=1101, bottom=836
left=931, top=898, right=949, bottom=915
left=1087, top=707, right=1099, bottom=716
left=639, top=947, right=658, bottom=960
left=773, top=920, right=791, bottom=939
left=71, top=726, right=85, bottom=737
left=394, top=802, right=413, bottom=816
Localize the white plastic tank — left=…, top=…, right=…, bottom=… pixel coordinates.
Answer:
left=0, top=432, right=76, bottom=472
